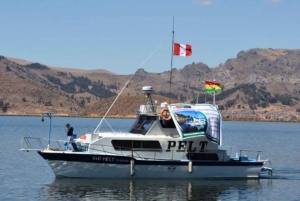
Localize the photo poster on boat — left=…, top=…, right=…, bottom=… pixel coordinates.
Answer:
left=193, top=104, right=221, bottom=144
left=169, top=104, right=207, bottom=138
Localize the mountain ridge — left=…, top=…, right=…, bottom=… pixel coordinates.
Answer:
left=1, top=48, right=300, bottom=120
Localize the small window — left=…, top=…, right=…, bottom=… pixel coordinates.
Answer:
left=160, top=119, right=176, bottom=128
left=129, top=115, right=156, bottom=134
left=112, top=140, right=162, bottom=151
left=111, top=140, right=132, bottom=151
left=140, top=141, right=161, bottom=150
left=186, top=153, right=219, bottom=161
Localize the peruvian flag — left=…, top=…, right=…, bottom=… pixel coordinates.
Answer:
left=173, top=43, right=192, bottom=56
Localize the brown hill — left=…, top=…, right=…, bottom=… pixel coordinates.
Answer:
left=1, top=48, right=300, bottom=120
left=85, top=94, right=178, bottom=118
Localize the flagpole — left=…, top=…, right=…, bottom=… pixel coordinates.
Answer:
left=213, top=91, right=216, bottom=105
left=169, top=16, right=175, bottom=103
left=204, top=69, right=206, bottom=103
left=213, top=77, right=216, bottom=105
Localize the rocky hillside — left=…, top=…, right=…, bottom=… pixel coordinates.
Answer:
left=1, top=48, right=300, bottom=120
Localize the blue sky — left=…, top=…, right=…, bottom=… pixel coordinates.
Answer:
left=1, top=0, right=299, bottom=74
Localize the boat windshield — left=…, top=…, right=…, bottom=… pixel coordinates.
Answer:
left=129, top=115, right=156, bottom=135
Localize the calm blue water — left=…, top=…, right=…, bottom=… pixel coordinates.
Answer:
left=1, top=116, right=300, bottom=200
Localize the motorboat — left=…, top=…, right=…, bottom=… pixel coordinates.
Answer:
left=20, top=86, right=273, bottom=179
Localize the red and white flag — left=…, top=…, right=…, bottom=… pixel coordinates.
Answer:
left=173, top=43, right=192, bottom=56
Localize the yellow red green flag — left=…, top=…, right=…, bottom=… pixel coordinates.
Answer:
left=205, top=81, right=222, bottom=93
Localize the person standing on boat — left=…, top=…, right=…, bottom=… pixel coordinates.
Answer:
left=65, top=123, right=74, bottom=151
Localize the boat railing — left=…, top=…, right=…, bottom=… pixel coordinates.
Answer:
left=92, top=145, right=231, bottom=162
left=20, top=136, right=230, bottom=162
left=20, top=137, right=66, bottom=151
left=220, top=146, right=267, bottom=161
left=88, top=146, right=163, bottom=159
left=20, top=137, right=267, bottom=163
left=239, top=149, right=265, bottom=161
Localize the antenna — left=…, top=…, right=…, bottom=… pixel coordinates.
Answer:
left=93, top=45, right=162, bottom=133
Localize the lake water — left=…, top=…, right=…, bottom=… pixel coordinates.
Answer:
left=1, top=116, right=300, bottom=201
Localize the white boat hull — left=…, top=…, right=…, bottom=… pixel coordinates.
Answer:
left=41, top=152, right=263, bottom=179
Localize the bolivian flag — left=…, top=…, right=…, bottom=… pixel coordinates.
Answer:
left=205, top=81, right=222, bottom=93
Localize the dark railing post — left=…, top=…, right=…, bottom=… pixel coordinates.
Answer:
left=41, top=112, right=52, bottom=149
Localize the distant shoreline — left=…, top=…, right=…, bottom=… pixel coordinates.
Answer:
left=222, top=117, right=300, bottom=123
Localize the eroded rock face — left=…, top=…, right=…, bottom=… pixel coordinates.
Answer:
left=2, top=48, right=300, bottom=118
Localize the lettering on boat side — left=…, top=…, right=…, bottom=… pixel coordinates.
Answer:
left=115, top=159, right=129, bottom=163
left=92, top=156, right=116, bottom=162
left=166, top=141, right=208, bottom=152
left=168, top=166, right=176, bottom=172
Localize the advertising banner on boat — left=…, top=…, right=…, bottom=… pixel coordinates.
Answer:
left=193, top=104, right=221, bottom=144
left=169, top=104, right=207, bottom=138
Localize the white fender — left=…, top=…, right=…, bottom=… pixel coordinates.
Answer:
left=130, top=159, right=135, bottom=176
left=188, top=161, right=193, bottom=173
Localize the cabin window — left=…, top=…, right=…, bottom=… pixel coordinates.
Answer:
left=160, top=119, right=176, bottom=128
left=186, top=153, right=219, bottom=161
left=112, top=140, right=162, bottom=151
left=129, top=115, right=156, bottom=134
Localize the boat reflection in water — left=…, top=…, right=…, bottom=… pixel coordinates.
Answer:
left=44, top=178, right=266, bottom=200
